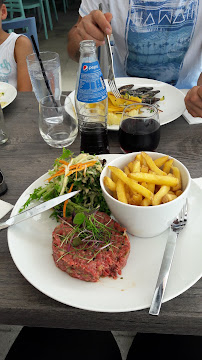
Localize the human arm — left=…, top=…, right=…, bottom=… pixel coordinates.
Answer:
left=67, top=11, right=112, bottom=62
left=14, top=36, right=33, bottom=92
left=184, top=73, right=202, bottom=117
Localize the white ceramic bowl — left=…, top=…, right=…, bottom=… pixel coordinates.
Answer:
left=100, top=152, right=191, bottom=238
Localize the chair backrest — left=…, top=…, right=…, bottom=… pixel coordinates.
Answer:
left=2, top=17, right=39, bottom=50
left=4, top=0, right=25, bottom=19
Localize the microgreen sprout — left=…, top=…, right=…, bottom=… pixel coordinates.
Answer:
left=55, top=212, right=123, bottom=263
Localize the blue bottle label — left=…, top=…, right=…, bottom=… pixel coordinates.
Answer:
left=77, top=61, right=107, bottom=103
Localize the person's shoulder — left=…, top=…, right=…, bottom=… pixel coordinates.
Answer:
left=15, top=35, right=32, bottom=49
left=14, top=35, right=33, bottom=62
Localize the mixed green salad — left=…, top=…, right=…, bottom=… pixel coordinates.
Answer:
left=20, top=148, right=110, bottom=219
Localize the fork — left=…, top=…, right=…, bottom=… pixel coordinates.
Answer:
left=149, top=201, right=188, bottom=316
left=99, top=3, right=121, bottom=98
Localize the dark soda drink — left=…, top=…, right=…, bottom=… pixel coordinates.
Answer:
left=80, top=122, right=110, bottom=154
left=119, top=117, right=160, bottom=153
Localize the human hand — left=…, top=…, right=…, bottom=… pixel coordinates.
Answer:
left=185, top=86, right=202, bottom=118
left=76, top=10, right=112, bottom=47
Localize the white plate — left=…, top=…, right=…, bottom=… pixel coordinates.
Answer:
left=8, top=154, right=202, bottom=312
left=69, top=77, right=186, bottom=130
left=0, top=82, right=17, bottom=109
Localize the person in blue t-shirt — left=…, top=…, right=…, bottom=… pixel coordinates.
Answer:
left=67, top=0, right=202, bottom=118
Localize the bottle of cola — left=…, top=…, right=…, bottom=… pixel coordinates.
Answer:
left=75, top=40, right=109, bottom=154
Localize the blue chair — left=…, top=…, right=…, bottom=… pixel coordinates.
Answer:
left=2, top=17, right=39, bottom=50
left=4, top=0, right=48, bottom=40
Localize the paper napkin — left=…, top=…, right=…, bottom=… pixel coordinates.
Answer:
left=192, top=178, right=202, bottom=190
left=180, top=89, right=202, bottom=125
left=0, top=199, right=13, bottom=219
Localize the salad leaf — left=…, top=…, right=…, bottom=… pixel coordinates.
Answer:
left=73, top=212, right=85, bottom=225
left=19, top=149, right=110, bottom=217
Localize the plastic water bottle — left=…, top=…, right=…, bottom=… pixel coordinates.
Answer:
left=75, top=40, right=109, bottom=154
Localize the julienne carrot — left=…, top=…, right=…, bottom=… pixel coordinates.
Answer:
left=64, top=161, right=97, bottom=177
left=63, top=183, right=74, bottom=217
left=46, top=169, right=65, bottom=181
left=58, top=160, right=69, bottom=166
left=46, top=160, right=97, bottom=182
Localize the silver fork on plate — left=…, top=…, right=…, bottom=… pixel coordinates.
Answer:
left=149, top=201, right=188, bottom=316
left=99, top=3, right=121, bottom=98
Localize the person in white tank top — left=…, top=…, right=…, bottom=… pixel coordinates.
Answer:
left=0, top=0, right=33, bottom=91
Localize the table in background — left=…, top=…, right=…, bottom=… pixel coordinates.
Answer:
left=0, top=92, right=202, bottom=335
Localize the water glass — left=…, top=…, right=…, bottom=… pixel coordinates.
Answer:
left=39, top=95, right=78, bottom=148
left=119, top=103, right=160, bottom=153
left=0, top=105, right=8, bottom=145
left=26, top=51, right=61, bottom=102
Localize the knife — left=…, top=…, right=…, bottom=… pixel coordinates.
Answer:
left=0, top=190, right=80, bottom=230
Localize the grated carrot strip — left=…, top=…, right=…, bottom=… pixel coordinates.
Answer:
left=46, top=169, right=65, bottom=182
left=47, top=160, right=97, bottom=181
left=63, top=183, right=74, bottom=217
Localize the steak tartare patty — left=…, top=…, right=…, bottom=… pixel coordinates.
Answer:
left=52, top=211, right=130, bottom=282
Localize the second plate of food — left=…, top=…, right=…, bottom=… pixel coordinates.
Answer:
left=69, top=77, right=186, bottom=130
left=0, top=82, right=17, bottom=109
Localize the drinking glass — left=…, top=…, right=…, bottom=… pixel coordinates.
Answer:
left=119, top=103, right=160, bottom=153
left=26, top=51, right=61, bottom=102
left=39, top=95, right=78, bottom=148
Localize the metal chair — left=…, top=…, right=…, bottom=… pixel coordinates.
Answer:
left=4, top=0, right=48, bottom=39
left=24, top=0, right=58, bottom=32
left=63, top=0, right=68, bottom=13
left=50, top=0, right=58, bottom=22
left=2, top=16, right=39, bottom=50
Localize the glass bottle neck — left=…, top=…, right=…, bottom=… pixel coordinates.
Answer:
left=79, top=40, right=97, bottom=57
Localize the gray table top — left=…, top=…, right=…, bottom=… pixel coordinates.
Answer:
left=0, top=92, right=202, bottom=335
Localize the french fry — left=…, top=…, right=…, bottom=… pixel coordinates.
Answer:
left=154, top=156, right=169, bottom=168
left=108, top=166, right=153, bottom=199
left=111, top=172, right=118, bottom=183
left=104, top=176, right=116, bottom=192
left=128, top=172, right=179, bottom=187
left=172, top=166, right=182, bottom=191
left=152, top=185, right=170, bottom=206
left=141, top=165, right=149, bottom=173
left=116, top=179, right=128, bottom=204
left=128, top=161, right=135, bottom=172
left=141, top=198, right=152, bottom=206
left=124, top=166, right=130, bottom=176
left=147, top=170, right=156, bottom=193
left=131, top=193, right=143, bottom=205
left=125, top=187, right=132, bottom=203
left=141, top=152, right=166, bottom=175
left=147, top=182, right=155, bottom=193
left=141, top=182, right=148, bottom=189
left=135, top=153, right=143, bottom=164
left=163, top=159, right=174, bottom=174
left=175, top=189, right=183, bottom=197
left=162, top=193, right=177, bottom=203
left=132, top=160, right=141, bottom=173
